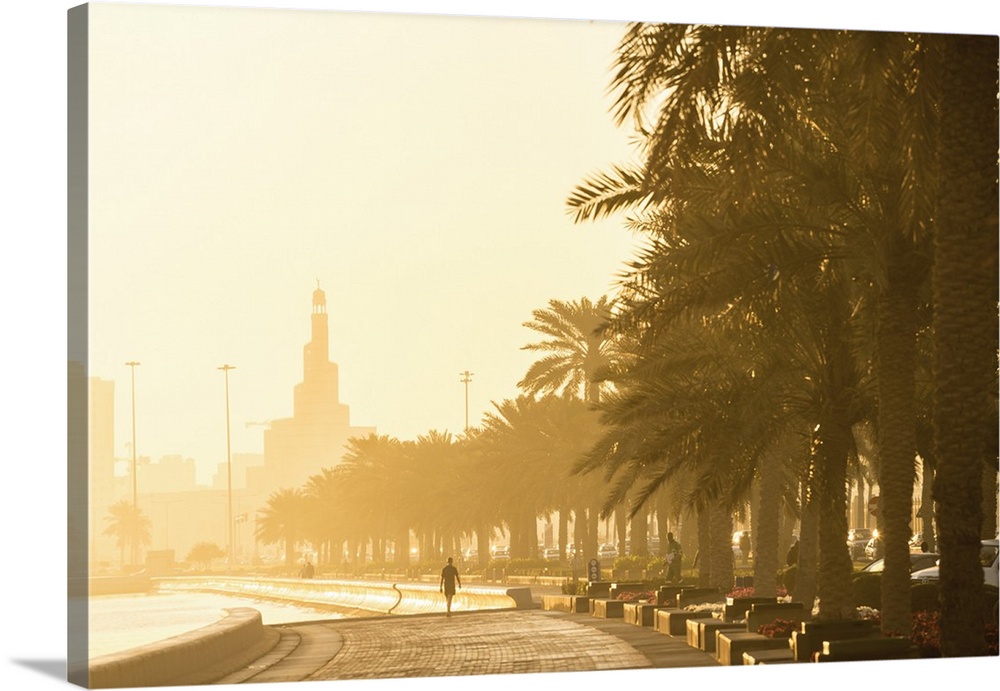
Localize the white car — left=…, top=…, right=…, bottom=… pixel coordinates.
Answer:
left=911, top=539, right=999, bottom=588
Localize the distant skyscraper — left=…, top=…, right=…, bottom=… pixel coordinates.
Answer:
left=258, top=284, right=375, bottom=491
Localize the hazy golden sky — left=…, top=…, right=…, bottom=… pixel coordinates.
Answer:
left=87, top=2, right=644, bottom=477
left=83, top=1, right=1000, bottom=482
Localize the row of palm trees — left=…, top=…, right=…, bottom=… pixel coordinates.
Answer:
left=252, top=302, right=619, bottom=571
left=152, top=22, right=994, bottom=660
left=561, top=25, right=997, bottom=655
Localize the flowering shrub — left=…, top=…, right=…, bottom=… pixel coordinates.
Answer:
left=618, top=590, right=656, bottom=603
left=850, top=609, right=998, bottom=657
left=725, top=585, right=789, bottom=599
left=757, top=618, right=799, bottom=639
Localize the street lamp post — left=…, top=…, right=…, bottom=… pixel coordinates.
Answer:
left=124, top=361, right=141, bottom=568
left=459, top=370, right=473, bottom=431
left=125, top=361, right=141, bottom=509
left=219, top=364, right=236, bottom=570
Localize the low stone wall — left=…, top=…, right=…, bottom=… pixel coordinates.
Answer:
left=88, top=608, right=270, bottom=689
left=156, top=576, right=529, bottom=615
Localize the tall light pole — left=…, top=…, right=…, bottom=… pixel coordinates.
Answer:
left=459, top=370, right=473, bottom=431
left=125, top=361, right=141, bottom=509
left=218, top=364, right=236, bottom=570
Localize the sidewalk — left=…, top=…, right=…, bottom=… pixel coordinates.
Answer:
left=214, top=608, right=719, bottom=684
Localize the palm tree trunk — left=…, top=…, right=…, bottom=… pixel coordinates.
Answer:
left=920, top=458, right=936, bottom=551
left=656, top=491, right=670, bottom=556
left=696, top=505, right=711, bottom=587
left=574, top=504, right=588, bottom=559
left=931, top=33, right=997, bottom=658
left=630, top=505, right=648, bottom=556
left=615, top=504, right=627, bottom=553
left=558, top=507, right=569, bottom=559
left=586, top=502, right=600, bottom=562
left=981, top=464, right=998, bottom=540
left=814, top=416, right=856, bottom=620
left=755, top=453, right=781, bottom=597
left=708, top=498, right=734, bottom=593
left=795, top=478, right=819, bottom=611
left=876, top=267, right=921, bottom=634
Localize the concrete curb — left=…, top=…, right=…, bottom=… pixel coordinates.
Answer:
left=87, top=607, right=270, bottom=688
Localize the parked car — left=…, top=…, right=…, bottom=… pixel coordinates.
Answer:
left=491, top=545, right=510, bottom=561
left=911, top=539, right=999, bottom=588
left=848, top=528, right=873, bottom=559
left=864, top=535, right=883, bottom=561
left=861, top=552, right=940, bottom=574
left=543, top=547, right=561, bottom=562
left=598, top=543, right=618, bottom=560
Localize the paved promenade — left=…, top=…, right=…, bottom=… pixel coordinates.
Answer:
left=213, top=609, right=719, bottom=684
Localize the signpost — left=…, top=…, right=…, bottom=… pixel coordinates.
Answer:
left=587, top=558, right=600, bottom=582
left=868, top=495, right=879, bottom=517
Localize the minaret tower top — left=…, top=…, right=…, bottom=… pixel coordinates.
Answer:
left=312, top=279, right=326, bottom=314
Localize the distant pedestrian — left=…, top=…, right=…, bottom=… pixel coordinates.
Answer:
left=665, top=532, right=683, bottom=583
left=440, top=557, right=462, bottom=615
left=786, top=538, right=799, bottom=566
left=300, top=559, right=314, bottom=579
left=738, top=532, right=751, bottom=565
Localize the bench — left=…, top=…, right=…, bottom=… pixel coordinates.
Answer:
left=623, top=602, right=658, bottom=627
left=654, top=608, right=714, bottom=636
left=717, top=631, right=791, bottom=666
left=685, top=618, right=744, bottom=653
left=591, top=598, right=625, bottom=619
left=742, top=648, right=795, bottom=665
left=540, top=595, right=590, bottom=613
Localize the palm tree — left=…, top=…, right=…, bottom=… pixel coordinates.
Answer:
left=567, top=22, right=961, bottom=628
left=255, top=488, right=309, bottom=567
left=519, top=296, right=622, bottom=560
left=102, top=499, right=151, bottom=570
left=519, top=296, right=620, bottom=405
left=929, top=33, right=998, bottom=657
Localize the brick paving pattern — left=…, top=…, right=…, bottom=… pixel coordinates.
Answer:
left=309, top=611, right=650, bottom=680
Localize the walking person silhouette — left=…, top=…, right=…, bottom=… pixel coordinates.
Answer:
left=440, top=557, right=462, bottom=616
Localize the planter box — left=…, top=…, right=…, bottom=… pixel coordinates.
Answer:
left=717, top=631, right=790, bottom=666
left=587, top=581, right=612, bottom=598
left=818, top=636, right=915, bottom=662
left=746, top=602, right=806, bottom=632
left=791, top=619, right=877, bottom=662
left=656, top=586, right=684, bottom=606
left=609, top=582, right=650, bottom=599
left=676, top=587, right=723, bottom=608
left=723, top=596, right=777, bottom=622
